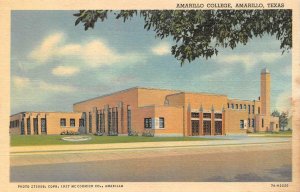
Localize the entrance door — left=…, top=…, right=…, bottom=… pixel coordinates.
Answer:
left=191, top=120, right=199, bottom=136
left=203, top=120, right=211, bottom=135
left=215, top=121, right=222, bottom=135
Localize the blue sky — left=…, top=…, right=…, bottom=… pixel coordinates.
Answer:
left=11, top=11, right=292, bottom=114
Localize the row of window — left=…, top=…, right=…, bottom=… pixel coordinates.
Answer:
left=227, top=103, right=260, bottom=114
left=144, top=117, right=165, bottom=129
left=191, top=112, right=222, bottom=119
left=60, top=118, right=85, bottom=127
left=9, top=120, right=20, bottom=128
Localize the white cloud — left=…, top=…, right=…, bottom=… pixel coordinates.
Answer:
left=28, top=33, right=146, bottom=68
left=13, top=76, right=31, bottom=88
left=151, top=42, right=170, bottom=56
left=29, top=33, right=64, bottom=63
left=275, top=91, right=292, bottom=114
left=52, top=66, right=80, bottom=76
left=12, top=75, right=76, bottom=93
left=214, top=52, right=283, bottom=72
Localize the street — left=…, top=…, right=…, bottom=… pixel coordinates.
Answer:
left=10, top=140, right=291, bottom=182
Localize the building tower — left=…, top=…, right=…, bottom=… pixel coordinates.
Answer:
left=260, top=68, right=271, bottom=131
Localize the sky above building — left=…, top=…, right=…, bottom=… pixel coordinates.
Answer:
left=11, top=11, right=292, bottom=115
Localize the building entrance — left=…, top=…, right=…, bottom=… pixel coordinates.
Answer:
left=203, top=120, right=211, bottom=135
left=191, top=120, right=199, bottom=136
left=215, top=121, right=222, bottom=135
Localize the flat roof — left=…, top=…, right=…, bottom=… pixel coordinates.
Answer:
left=10, top=111, right=82, bottom=117
left=73, top=86, right=229, bottom=105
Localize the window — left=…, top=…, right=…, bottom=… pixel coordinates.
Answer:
left=240, top=104, right=242, bottom=109
left=252, top=105, right=255, bottom=114
left=236, top=104, right=238, bottom=109
left=262, top=118, right=264, bottom=127
left=258, top=107, right=260, bottom=114
left=191, top=112, right=199, bottom=118
left=276, top=124, right=278, bottom=128
left=252, top=119, right=255, bottom=127
left=127, top=106, right=132, bottom=132
left=231, top=104, right=234, bottom=109
left=108, top=109, right=112, bottom=132
left=144, top=118, right=152, bottom=128
left=88, top=112, right=92, bottom=133
left=33, top=118, right=38, bottom=135
left=227, top=103, right=230, bottom=108
left=70, top=118, right=75, bottom=127
left=203, top=113, right=211, bottom=118
left=248, top=105, right=251, bottom=114
left=20, top=121, right=24, bottom=135
left=60, top=118, right=66, bottom=127
left=41, top=118, right=47, bottom=133
left=215, top=113, right=222, bottom=119
left=248, top=118, right=250, bottom=127
left=240, top=120, right=244, bottom=129
left=79, top=119, right=85, bottom=127
left=244, top=104, right=246, bottom=109
left=159, top=117, right=165, bottom=128
left=96, top=111, right=99, bottom=132
left=27, top=118, right=31, bottom=135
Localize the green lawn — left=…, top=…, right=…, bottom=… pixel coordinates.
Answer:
left=248, top=130, right=292, bottom=137
left=10, top=135, right=216, bottom=146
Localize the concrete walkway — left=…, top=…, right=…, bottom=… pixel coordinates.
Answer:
left=10, top=136, right=291, bottom=155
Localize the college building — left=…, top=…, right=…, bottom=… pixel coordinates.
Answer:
left=10, top=68, right=279, bottom=136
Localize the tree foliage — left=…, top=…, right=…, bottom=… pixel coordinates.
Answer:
left=74, top=10, right=292, bottom=65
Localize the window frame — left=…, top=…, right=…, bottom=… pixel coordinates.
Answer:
left=60, top=118, right=66, bottom=127
left=70, top=118, right=75, bottom=127
left=159, top=117, right=165, bottom=128
left=144, top=118, right=152, bottom=129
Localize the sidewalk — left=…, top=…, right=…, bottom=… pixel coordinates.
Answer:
left=11, top=136, right=291, bottom=155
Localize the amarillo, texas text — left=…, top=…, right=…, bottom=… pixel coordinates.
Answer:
left=176, top=3, right=285, bottom=8
left=18, top=184, right=124, bottom=189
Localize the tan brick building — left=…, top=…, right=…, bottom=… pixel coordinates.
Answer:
left=10, top=68, right=279, bottom=136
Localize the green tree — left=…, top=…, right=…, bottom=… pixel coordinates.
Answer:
left=271, top=110, right=280, bottom=117
left=74, top=10, right=292, bottom=65
left=279, top=111, right=289, bottom=130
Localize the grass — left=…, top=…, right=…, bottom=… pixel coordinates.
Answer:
left=10, top=135, right=217, bottom=147
left=248, top=130, right=292, bottom=137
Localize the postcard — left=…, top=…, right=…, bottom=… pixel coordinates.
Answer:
left=0, top=0, right=299, bottom=191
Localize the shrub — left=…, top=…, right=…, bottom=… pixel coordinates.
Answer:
left=128, top=130, right=139, bottom=136
left=142, top=130, right=154, bottom=137
left=60, top=130, right=79, bottom=135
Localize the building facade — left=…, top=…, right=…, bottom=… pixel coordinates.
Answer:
left=10, top=68, right=279, bottom=136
